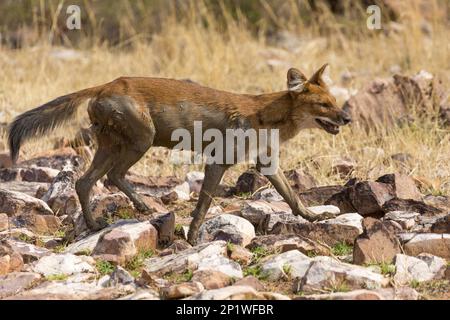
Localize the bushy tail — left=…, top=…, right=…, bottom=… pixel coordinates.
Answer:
left=8, top=86, right=101, bottom=163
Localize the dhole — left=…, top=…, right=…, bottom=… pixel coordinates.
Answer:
left=8, top=64, right=351, bottom=244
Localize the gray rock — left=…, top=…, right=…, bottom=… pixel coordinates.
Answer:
left=393, top=253, right=447, bottom=285
left=261, top=250, right=311, bottom=281
left=32, top=253, right=95, bottom=277
left=0, top=272, right=41, bottom=299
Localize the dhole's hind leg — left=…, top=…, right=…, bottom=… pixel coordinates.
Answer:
left=107, top=143, right=153, bottom=213
left=75, top=146, right=115, bottom=231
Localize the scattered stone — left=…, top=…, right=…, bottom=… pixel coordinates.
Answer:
left=228, top=245, right=253, bottom=265
left=40, top=162, right=80, bottom=217
left=143, top=241, right=227, bottom=276
left=431, top=215, right=450, bottom=233
left=348, top=181, right=394, bottom=216
left=376, top=173, right=422, bottom=201
left=0, top=213, right=8, bottom=231
left=332, top=157, right=357, bottom=178
left=0, top=272, right=41, bottom=299
left=384, top=211, right=419, bottom=230
left=20, top=148, right=84, bottom=171
left=117, top=288, right=160, bottom=300
left=271, top=214, right=363, bottom=247
left=160, top=240, right=192, bottom=256
left=92, top=229, right=136, bottom=265
left=374, top=287, right=420, bottom=300
left=150, top=212, right=175, bottom=246
left=191, top=270, right=233, bottom=290
left=246, top=234, right=330, bottom=256
left=102, top=266, right=135, bottom=287
left=160, top=281, right=204, bottom=299
left=198, top=214, right=255, bottom=247
left=0, top=181, right=50, bottom=197
left=5, top=239, right=51, bottom=263
left=0, top=251, right=23, bottom=275
left=0, top=166, right=60, bottom=183
left=5, top=281, right=134, bottom=300
left=186, top=285, right=286, bottom=300
left=382, top=198, right=442, bottom=215
left=0, top=152, right=13, bottom=169
left=160, top=191, right=178, bottom=205
left=353, top=217, right=401, bottom=265
left=173, top=182, right=191, bottom=201
left=13, top=213, right=61, bottom=234
left=32, top=253, right=95, bottom=277
left=296, top=289, right=384, bottom=300
left=0, top=189, right=53, bottom=216
left=284, top=169, right=317, bottom=192
left=253, top=188, right=283, bottom=202
left=403, top=233, right=450, bottom=259
left=261, top=250, right=311, bottom=281
left=325, top=188, right=357, bottom=214
left=185, top=171, right=204, bottom=194
left=295, top=256, right=388, bottom=293
left=235, top=170, right=268, bottom=195
left=105, top=173, right=181, bottom=197
left=394, top=253, right=447, bottom=285
left=65, top=220, right=157, bottom=255
left=233, top=276, right=265, bottom=291
left=299, top=185, right=344, bottom=206
left=197, top=254, right=243, bottom=279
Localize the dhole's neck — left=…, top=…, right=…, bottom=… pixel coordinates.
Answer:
left=248, top=91, right=301, bottom=142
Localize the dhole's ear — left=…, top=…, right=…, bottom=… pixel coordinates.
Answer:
left=287, top=68, right=307, bottom=93
left=308, top=63, right=329, bottom=86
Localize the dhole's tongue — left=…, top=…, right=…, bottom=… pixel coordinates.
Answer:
left=315, top=118, right=340, bottom=135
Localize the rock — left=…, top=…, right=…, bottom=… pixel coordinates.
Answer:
left=185, top=171, right=204, bottom=194
left=186, top=285, right=284, bottom=300
left=246, top=234, right=330, bottom=256
left=332, top=158, right=357, bottom=178
left=342, top=71, right=445, bottom=130
left=5, top=239, right=51, bottom=263
left=141, top=195, right=169, bottom=214
left=394, top=253, right=447, bottom=285
left=160, top=281, right=204, bottom=299
left=348, top=181, right=394, bottom=216
left=0, top=251, right=23, bottom=275
left=40, top=162, right=80, bottom=217
left=20, top=148, right=84, bottom=171
left=160, top=191, right=178, bottom=205
left=67, top=220, right=157, bottom=257
left=0, top=189, right=54, bottom=216
left=32, top=253, right=95, bottom=277
left=102, top=266, right=135, bottom=287
left=431, top=215, right=450, bottom=233
left=403, top=233, right=450, bottom=259
left=271, top=214, right=363, bottom=246
left=374, top=287, right=420, bottom=300
left=284, top=169, right=317, bottom=192
left=150, top=212, right=175, bottom=246
left=353, top=217, right=401, bottom=265
left=253, top=188, right=283, bottom=202
left=0, top=152, right=13, bottom=169
left=118, top=288, right=160, bottom=300
left=92, top=229, right=136, bottom=265
left=0, top=213, right=8, bottom=231
left=173, top=182, right=191, bottom=201
left=308, top=205, right=340, bottom=218
left=299, top=186, right=344, bottom=206
left=376, top=173, right=422, bottom=201
left=296, top=289, right=384, bottom=300
left=0, top=166, right=59, bottom=183
left=261, top=250, right=311, bottom=281
left=295, top=256, right=388, bottom=293
left=198, top=214, right=255, bottom=247
left=5, top=281, right=134, bottom=300
left=0, top=272, right=41, bottom=299
left=383, top=211, right=419, bottom=230
left=235, top=170, right=268, bottom=195
left=13, top=213, right=61, bottom=234
left=382, top=198, right=442, bottom=215
left=143, top=241, right=227, bottom=276
left=325, top=188, right=357, bottom=214
left=197, top=254, right=243, bottom=279
left=191, top=270, right=233, bottom=290
left=105, top=173, right=181, bottom=197
left=228, top=245, right=253, bottom=265
left=89, top=193, right=134, bottom=221
left=0, top=181, right=50, bottom=197
left=160, top=240, right=192, bottom=256
left=233, top=276, right=265, bottom=291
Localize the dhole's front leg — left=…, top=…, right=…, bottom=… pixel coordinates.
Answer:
left=256, top=164, right=318, bottom=222
left=187, top=164, right=229, bottom=245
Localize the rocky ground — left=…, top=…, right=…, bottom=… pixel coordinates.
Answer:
left=0, top=71, right=449, bottom=300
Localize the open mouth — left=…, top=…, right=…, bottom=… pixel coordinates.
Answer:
left=315, top=118, right=340, bottom=135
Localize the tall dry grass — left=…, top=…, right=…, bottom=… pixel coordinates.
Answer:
left=0, top=0, right=449, bottom=195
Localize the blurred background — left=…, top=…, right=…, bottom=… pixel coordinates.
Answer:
left=0, top=0, right=449, bottom=195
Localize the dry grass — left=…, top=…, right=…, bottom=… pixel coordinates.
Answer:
left=0, top=1, right=449, bottom=194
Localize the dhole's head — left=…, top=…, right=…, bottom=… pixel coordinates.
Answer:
left=287, top=64, right=351, bottom=135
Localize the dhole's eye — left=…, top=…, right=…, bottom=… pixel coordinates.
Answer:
left=320, top=103, right=330, bottom=108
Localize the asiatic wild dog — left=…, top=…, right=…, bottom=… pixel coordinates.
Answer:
left=8, top=63, right=351, bottom=244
